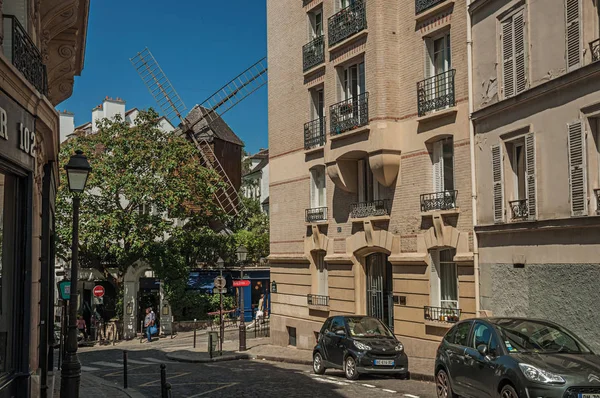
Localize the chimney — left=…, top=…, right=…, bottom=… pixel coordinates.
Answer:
left=91, top=104, right=104, bottom=133
left=102, top=96, right=126, bottom=122
left=59, top=111, right=75, bottom=144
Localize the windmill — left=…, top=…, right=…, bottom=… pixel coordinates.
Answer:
left=130, top=48, right=268, bottom=217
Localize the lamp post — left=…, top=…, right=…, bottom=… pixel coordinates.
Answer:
left=236, top=245, right=248, bottom=351
left=216, top=257, right=225, bottom=353
left=61, top=150, right=91, bottom=398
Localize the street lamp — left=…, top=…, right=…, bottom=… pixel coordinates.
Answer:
left=216, top=257, right=225, bottom=354
left=61, top=150, right=91, bottom=398
left=236, top=245, right=248, bottom=351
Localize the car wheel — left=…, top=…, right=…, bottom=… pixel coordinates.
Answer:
left=500, top=384, right=519, bottom=398
left=313, top=352, right=326, bottom=375
left=344, top=356, right=359, bottom=380
left=436, top=369, right=457, bottom=398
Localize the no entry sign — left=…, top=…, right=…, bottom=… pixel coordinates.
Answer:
left=232, top=280, right=251, bottom=287
left=93, top=285, right=105, bottom=298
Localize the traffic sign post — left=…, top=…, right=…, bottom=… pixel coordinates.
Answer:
left=213, top=276, right=226, bottom=289
left=93, top=285, right=105, bottom=298
left=58, top=280, right=71, bottom=301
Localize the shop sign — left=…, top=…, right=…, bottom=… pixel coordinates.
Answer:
left=0, top=89, right=36, bottom=170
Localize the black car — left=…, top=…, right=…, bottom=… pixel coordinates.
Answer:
left=435, top=317, right=600, bottom=398
left=312, top=315, right=409, bottom=380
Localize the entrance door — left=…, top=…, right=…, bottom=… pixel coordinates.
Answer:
left=366, top=254, right=394, bottom=331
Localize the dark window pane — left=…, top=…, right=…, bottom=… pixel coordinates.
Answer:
left=331, top=316, right=345, bottom=332
left=453, top=321, right=471, bottom=346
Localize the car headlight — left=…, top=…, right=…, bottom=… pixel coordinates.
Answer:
left=353, top=341, right=372, bottom=351
left=395, top=343, right=404, bottom=352
left=518, top=363, right=565, bottom=384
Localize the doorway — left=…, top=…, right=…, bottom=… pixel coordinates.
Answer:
left=366, top=253, right=394, bottom=331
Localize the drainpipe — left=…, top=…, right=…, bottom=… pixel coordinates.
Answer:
left=466, top=0, right=480, bottom=318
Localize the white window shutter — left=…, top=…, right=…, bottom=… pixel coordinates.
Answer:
left=525, top=133, right=536, bottom=219
left=513, top=11, right=527, bottom=94
left=358, top=160, right=365, bottom=203
left=310, top=170, right=317, bottom=208
left=565, top=0, right=581, bottom=71
left=424, top=38, right=434, bottom=79
left=492, top=145, right=505, bottom=223
left=501, top=19, right=515, bottom=98
left=433, top=141, right=444, bottom=192
left=567, top=120, right=587, bottom=216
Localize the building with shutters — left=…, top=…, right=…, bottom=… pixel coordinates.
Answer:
left=267, top=0, right=476, bottom=359
left=242, top=148, right=270, bottom=213
left=470, top=0, right=600, bottom=351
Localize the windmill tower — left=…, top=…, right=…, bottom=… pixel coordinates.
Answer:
left=130, top=48, right=268, bottom=217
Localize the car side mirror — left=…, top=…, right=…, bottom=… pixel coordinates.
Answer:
left=477, top=344, right=488, bottom=357
left=335, top=329, right=346, bottom=337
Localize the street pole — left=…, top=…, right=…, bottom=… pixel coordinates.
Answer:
left=219, top=267, right=224, bottom=354
left=238, top=264, right=246, bottom=351
left=60, top=195, right=82, bottom=397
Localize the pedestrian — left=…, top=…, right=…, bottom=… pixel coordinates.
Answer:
left=144, top=307, right=154, bottom=343
left=256, top=294, right=265, bottom=322
left=77, top=315, right=87, bottom=340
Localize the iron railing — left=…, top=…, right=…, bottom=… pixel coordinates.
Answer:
left=591, top=39, right=600, bottom=63
left=306, top=207, right=328, bottom=223
left=2, top=15, right=48, bottom=95
left=509, top=199, right=529, bottom=221
left=595, top=189, right=600, bottom=213
left=350, top=199, right=391, bottom=218
left=420, top=190, right=458, bottom=212
left=416, top=0, right=447, bottom=14
left=424, top=306, right=461, bottom=323
left=330, top=92, right=369, bottom=136
left=303, top=35, right=325, bottom=71
left=417, top=69, right=456, bottom=117
left=304, top=117, right=326, bottom=150
left=328, top=0, right=367, bottom=46
left=307, top=294, right=329, bottom=307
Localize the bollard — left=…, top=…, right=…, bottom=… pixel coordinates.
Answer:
left=165, top=382, right=172, bottom=398
left=160, top=364, right=167, bottom=398
left=140, top=321, right=144, bottom=343
left=193, top=319, right=197, bottom=348
left=123, top=350, right=128, bottom=389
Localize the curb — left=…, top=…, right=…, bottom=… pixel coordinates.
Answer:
left=165, top=352, right=252, bottom=363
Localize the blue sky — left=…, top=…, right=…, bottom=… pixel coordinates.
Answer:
left=58, top=0, right=268, bottom=154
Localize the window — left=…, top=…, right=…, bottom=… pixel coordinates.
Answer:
left=511, top=141, right=526, bottom=201
left=504, top=133, right=536, bottom=220
left=331, top=316, right=345, bottom=332
left=501, top=10, right=527, bottom=98
left=448, top=321, right=472, bottom=346
left=432, top=138, right=454, bottom=193
left=357, top=158, right=379, bottom=203
left=309, top=9, right=323, bottom=38
left=343, top=62, right=365, bottom=101
left=430, top=249, right=458, bottom=310
left=315, top=251, right=328, bottom=297
left=565, top=0, right=582, bottom=71
left=425, top=33, right=451, bottom=78
left=472, top=322, right=494, bottom=349
left=311, top=88, right=325, bottom=121
left=341, top=0, right=356, bottom=9
left=310, top=166, right=326, bottom=209
left=288, top=326, right=297, bottom=346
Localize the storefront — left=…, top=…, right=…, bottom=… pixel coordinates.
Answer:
left=0, top=88, right=35, bottom=397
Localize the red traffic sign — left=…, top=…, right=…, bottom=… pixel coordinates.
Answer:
left=93, top=285, right=105, bottom=298
left=232, top=280, right=251, bottom=287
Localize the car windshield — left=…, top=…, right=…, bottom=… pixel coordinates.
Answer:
left=495, top=319, right=591, bottom=354
left=347, top=317, right=394, bottom=338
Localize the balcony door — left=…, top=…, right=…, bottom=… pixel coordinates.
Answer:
left=366, top=253, right=394, bottom=331
left=310, top=9, right=323, bottom=39
left=358, top=158, right=379, bottom=203
left=432, top=138, right=454, bottom=193
left=310, top=166, right=326, bottom=209
left=430, top=249, right=458, bottom=310
left=311, top=88, right=324, bottom=121
left=343, top=62, right=365, bottom=101
left=425, top=33, right=451, bottom=105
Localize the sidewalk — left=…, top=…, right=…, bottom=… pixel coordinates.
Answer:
left=52, top=371, right=146, bottom=398
left=165, top=337, right=435, bottom=381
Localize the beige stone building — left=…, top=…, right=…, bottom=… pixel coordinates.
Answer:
left=0, top=0, right=89, bottom=396
left=267, top=0, right=475, bottom=360
left=470, top=0, right=600, bottom=351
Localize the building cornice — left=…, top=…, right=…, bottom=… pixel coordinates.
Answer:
left=472, top=62, right=600, bottom=123
left=475, top=216, right=600, bottom=234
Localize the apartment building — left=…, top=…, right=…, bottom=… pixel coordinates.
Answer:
left=268, top=0, right=474, bottom=359
left=243, top=148, right=270, bottom=213
left=471, top=0, right=600, bottom=351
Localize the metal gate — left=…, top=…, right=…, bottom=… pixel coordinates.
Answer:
left=366, top=253, right=394, bottom=331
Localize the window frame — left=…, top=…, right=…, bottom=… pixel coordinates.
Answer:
left=499, top=5, right=528, bottom=99
left=309, top=166, right=327, bottom=209
left=357, top=158, right=379, bottom=203
left=430, top=248, right=459, bottom=310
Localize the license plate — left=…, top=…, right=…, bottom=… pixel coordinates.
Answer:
left=374, top=359, right=394, bottom=366
left=579, top=395, right=600, bottom=398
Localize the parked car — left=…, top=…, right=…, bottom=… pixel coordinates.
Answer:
left=435, top=317, right=600, bottom=398
left=313, top=315, right=409, bottom=380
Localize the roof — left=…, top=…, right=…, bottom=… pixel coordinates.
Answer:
left=75, top=121, right=92, bottom=131
left=183, top=105, right=244, bottom=146
left=249, top=148, right=268, bottom=159
left=243, top=156, right=268, bottom=177
left=125, top=108, right=139, bottom=116
left=261, top=196, right=269, bottom=205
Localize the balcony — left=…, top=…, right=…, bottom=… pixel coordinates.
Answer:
left=307, top=294, right=329, bottom=307
left=417, top=69, right=456, bottom=117
left=350, top=199, right=391, bottom=219
left=415, top=0, right=447, bottom=14
left=303, top=35, right=325, bottom=72
left=328, top=0, right=367, bottom=47
left=509, top=199, right=529, bottom=221
left=330, top=92, right=369, bottom=136
left=424, top=305, right=461, bottom=324
left=306, top=207, right=328, bottom=223
left=304, top=117, right=326, bottom=150
left=591, top=39, right=600, bottom=63
left=420, top=190, right=458, bottom=212
left=2, top=15, right=48, bottom=96
left=595, top=189, right=600, bottom=213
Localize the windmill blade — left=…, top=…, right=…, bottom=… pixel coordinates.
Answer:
left=130, top=47, right=187, bottom=125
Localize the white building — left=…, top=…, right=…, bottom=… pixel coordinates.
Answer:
left=242, top=149, right=269, bottom=213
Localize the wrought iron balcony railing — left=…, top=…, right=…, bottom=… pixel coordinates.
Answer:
left=350, top=199, right=391, bottom=219
left=420, top=190, right=457, bottom=212
left=591, top=39, right=600, bottom=63
left=330, top=92, right=369, bottom=136
left=307, top=294, right=329, bottom=307
left=304, top=117, right=326, bottom=150
left=328, top=0, right=367, bottom=46
left=424, top=305, right=461, bottom=323
left=509, top=199, right=529, bottom=221
left=595, top=189, right=600, bottom=213
left=306, top=207, right=328, bottom=223
left=417, top=69, right=456, bottom=117
left=303, top=35, right=325, bottom=71
left=2, top=15, right=48, bottom=96
left=416, top=0, right=447, bottom=14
